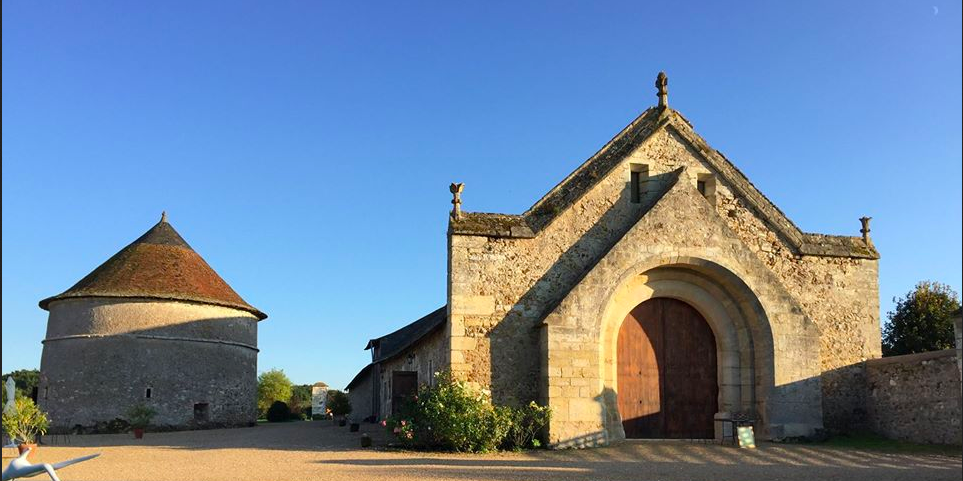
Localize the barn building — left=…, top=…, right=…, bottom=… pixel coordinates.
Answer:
left=37, top=213, right=266, bottom=430
left=347, top=73, right=881, bottom=446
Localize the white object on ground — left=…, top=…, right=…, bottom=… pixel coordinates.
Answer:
left=1, top=447, right=99, bottom=481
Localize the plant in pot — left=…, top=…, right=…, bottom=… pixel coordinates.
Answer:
left=326, top=390, right=351, bottom=427
left=126, top=403, right=156, bottom=439
left=1, top=396, right=49, bottom=459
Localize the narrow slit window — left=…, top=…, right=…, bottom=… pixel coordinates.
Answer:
left=630, top=164, right=648, bottom=204
left=696, top=174, right=717, bottom=205
left=145, top=387, right=152, bottom=399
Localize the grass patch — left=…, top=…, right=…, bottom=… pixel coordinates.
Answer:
left=820, top=432, right=961, bottom=456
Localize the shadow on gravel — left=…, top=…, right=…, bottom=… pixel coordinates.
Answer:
left=316, top=441, right=962, bottom=481
left=39, top=420, right=388, bottom=453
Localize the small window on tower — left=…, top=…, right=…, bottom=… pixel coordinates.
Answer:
left=145, top=387, right=152, bottom=399
left=697, top=180, right=707, bottom=195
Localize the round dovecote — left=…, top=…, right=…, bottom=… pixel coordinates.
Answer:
left=37, top=214, right=266, bottom=429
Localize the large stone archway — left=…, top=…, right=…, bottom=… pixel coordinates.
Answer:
left=598, top=259, right=776, bottom=441
left=542, top=253, right=823, bottom=447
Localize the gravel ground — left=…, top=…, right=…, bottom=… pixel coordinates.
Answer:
left=3, top=422, right=960, bottom=481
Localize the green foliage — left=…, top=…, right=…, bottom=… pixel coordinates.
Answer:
left=289, top=384, right=312, bottom=416
left=502, top=401, right=552, bottom=450
left=2, top=396, right=49, bottom=443
left=2, top=370, right=40, bottom=400
left=104, top=418, right=131, bottom=434
left=257, top=368, right=293, bottom=415
left=385, top=372, right=548, bottom=453
left=882, top=281, right=960, bottom=356
left=326, top=390, right=351, bottom=417
left=126, top=403, right=156, bottom=429
left=266, top=400, right=292, bottom=422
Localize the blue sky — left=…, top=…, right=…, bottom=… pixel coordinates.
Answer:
left=3, top=1, right=960, bottom=389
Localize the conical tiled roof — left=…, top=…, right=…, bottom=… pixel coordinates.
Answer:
left=39, top=214, right=267, bottom=320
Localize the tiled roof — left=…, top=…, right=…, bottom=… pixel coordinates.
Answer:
left=39, top=215, right=267, bottom=319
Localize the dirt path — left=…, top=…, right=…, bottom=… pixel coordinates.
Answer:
left=4, top=422, right=960, bottom=481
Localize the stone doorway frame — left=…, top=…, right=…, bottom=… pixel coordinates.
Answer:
left=598, top=257, right=776, bottom=441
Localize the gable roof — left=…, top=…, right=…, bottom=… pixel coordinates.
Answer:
left=365, top=306, right=446, bottom=363
left=449, top=104, right=878, bottom=260
left=39, top=215, right=267, bottom=319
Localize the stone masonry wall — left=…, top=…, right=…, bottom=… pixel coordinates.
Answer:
left=864, top=350, right=962, bottom=445
left=39, top=298, right=259, bottom=429
left=448, top=114, right=880, bottom=432
left=347, top=371, right=374, bottom=422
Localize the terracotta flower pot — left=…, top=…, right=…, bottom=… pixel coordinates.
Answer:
left=17, top=443, right=39, bottom=460
left=133, top=428, right=145, bottom=439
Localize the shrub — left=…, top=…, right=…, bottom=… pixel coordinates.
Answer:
left=385, top=371, right=526, bottom=453
left=105, top=418, right=130, bottom=434
left=326, top=390, right=351, bottom=418
left=126, top=403, right=156, bottom=429
left=502, top=401, right=552, bottom=450
left=266, top=400, right=292, bottom=422
left=1, top=396, right=49, bottom=443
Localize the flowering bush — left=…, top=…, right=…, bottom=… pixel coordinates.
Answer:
left=384, top=371, right=549, bottom=453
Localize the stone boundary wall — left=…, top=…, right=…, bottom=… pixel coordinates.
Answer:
left=864, top=349, right=962, bottom=445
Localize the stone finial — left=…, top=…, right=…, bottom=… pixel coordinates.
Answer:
left=160, top=211, right=169, bottom=223
left=859, top=216, right=872, bottom=244
left=656, top=71, right=668, bottom=108
left=449, top=183, right=464, bottom=219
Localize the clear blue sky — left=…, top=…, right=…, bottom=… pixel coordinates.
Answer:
left=3, top=1, right=961, bottom=389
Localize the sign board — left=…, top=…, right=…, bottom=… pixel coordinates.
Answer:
left=737, top=426, right=756, bottom=449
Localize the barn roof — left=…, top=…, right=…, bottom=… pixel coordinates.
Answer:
left=365, top=306, right=446, bottom=363
left=39, top=213, right=267, bottom=320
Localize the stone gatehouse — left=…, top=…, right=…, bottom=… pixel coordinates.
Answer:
left=347, top=73, right=880, bottom=446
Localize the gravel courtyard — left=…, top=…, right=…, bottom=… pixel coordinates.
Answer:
left=3, top=421, right=960, bottom=481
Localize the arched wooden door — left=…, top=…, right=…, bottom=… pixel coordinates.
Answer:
left=617, top=298, right=718, bottom=438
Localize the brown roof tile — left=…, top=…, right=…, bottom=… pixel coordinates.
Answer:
left=39, top=216, right=267, bottom=319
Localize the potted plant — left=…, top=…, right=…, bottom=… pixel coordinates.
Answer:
left=2, top=396, right=49, bottom=459
left=126, top=403, right=156, bottom=439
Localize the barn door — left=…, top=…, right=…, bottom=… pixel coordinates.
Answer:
left=391, top=371, right=418, bottom=415
left=617, top=298, right=717, bottom=438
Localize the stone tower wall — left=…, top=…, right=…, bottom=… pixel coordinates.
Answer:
left=39, top=298, right=259, bottom=429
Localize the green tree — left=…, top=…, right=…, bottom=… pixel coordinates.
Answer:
left=289, top=384, right=312, bottom=416
left=257, top=369, right=293, bottom=416
left=2, top=369, right=40, bottom=399
left=882, top=281, right=960, bottom=356
left=326, top=390, right=351, bottom=418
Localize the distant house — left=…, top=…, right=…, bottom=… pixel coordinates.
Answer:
left=346, top=73, right=881, bottom=445
left=311, top=382, right=329, bottom=416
